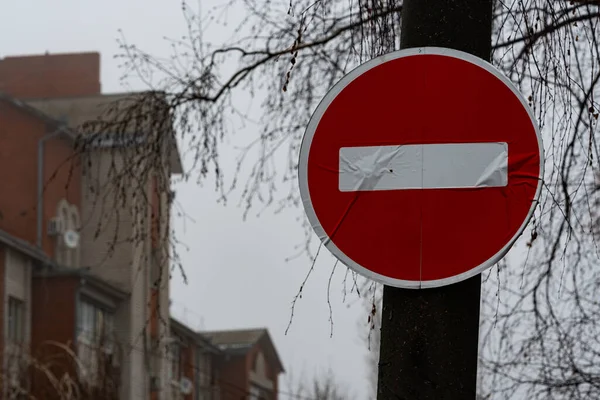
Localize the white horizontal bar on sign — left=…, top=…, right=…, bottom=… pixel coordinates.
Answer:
left=338, top=142, right=508, bottom=192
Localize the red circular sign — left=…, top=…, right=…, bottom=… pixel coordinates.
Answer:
left=298, top=48, right=543, bottom=288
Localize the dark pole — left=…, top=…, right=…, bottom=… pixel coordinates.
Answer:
left=377, top=1, right=493, bottom=399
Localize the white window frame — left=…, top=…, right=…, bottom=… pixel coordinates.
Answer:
left=196, top=350, right=214, bottom=400
left=7, top=297, right=25, bottom=344
left=6, top=297, right=27, bottom=394
left=249, top=386, right=261, bottom=400
left=249, top=384, right=272, bottom=400
left=76, top=299, right=115, bottom=385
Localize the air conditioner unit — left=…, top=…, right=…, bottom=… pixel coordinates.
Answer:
left=47, top=218, right=64, bottom=236
left=180, top=377, right=193, bottom=395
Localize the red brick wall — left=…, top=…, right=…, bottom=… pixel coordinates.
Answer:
left=0, top=101, right=81, bottom=258
left=273, top=365, right=279, bottom=400
left=0, top=53, right=101, bottom=99
left=217, top=344, right=282, bottom=400
left=218, top=355, right=249, bottom=400
left=182, top=342, right=195, bottom=400
left=247, top=345, right=279, bottom=400
left=0, top=246, right=5, bottom=369
left=42, top=134, right=81, bottom=258
left=30, top=276, right=78, bottom=398
left=0, top=102, right=47, bottom=244
left=31, top=276, right=77, bottom=348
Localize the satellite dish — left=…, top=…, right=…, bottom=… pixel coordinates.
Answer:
left=63, top=229, right=80, bottom=249
left=180, top=377, right=193, bottom=395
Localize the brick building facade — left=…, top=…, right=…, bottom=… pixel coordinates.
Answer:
left=0, top=51, right=283, bottom=399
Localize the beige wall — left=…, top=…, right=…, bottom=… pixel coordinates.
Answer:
left=83, top=150, right=173, bottom=400
left=80, top=149, right=135, bottom=289
left=249, top=351, right=274, bottom=391
left=83, top=150, right=151, bottom=399
left=128, top=168, right=151, bottom=400
left=28, top=93, right=175, bottom=400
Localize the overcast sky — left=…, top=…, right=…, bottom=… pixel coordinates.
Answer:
left=1, top=1, right=373, bottom=397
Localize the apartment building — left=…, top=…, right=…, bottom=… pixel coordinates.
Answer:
left=168, top=318, right=221, bottom=400
left=0, top=51, right=284, bottom=399
left=202, top=329, right=284, bottom=400
left=0, top=52, right=179, bottom=398
left=0, top=93, right=83, bottom=397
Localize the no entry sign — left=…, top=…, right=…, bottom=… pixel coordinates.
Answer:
left=298, top=47, right=543, bottom=288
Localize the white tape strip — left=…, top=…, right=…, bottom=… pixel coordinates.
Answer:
left=339, top=142, right=508, bottom=192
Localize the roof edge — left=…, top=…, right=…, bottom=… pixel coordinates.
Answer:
left=0, top=229, right=51, bottom=264
left=0, top=93, right=76, bottom=140
left=201, top=328, right=285, bottom=373
left=32, top=266, right=129, bottom=300
left=170, top=317, right=223, bottom=354
left=258, top=330, right=285, bottom=373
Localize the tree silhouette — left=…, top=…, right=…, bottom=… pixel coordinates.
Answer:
left=74, top=1, right=600, bottom=398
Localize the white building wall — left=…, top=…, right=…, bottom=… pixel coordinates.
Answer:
left=4, top=248, right=32, bottom=342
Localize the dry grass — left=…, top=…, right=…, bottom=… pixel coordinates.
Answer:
left=0, top=340, right=120, bottom=400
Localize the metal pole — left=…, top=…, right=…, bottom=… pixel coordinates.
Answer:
left=37, top=127, right=68, bottom=248
left=377, top=1, right=493, bottom=399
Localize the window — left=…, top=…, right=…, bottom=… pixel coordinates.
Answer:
left=168, top=339, right=181, bottom=383
left=197, top=351, right=214, bottom=400
left=77, top=300, right=114, bottom=346
left=7, top=297, right=25, bottom=343
left=249, top=385, right=272, bottom=400
left=253, top=352, right=265, bottom=375
left=197, top=352, right=210, bottom=386
left=6, top=297, right=26, bottom=394
left=76, top=299, right=115, bottom=384
left=249, top=386, right=260, bottom=400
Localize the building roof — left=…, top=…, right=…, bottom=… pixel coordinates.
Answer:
left=0, top=228, right=127, bottom=301
left=1, top=90, right=183, bottom=174
left=0, top=228, right=50, bottom=263
left=203, top=328, right=266, bottom=349
left=32, top=265, right=129, bottom=301
left=26, top=92, right=183, bottom=174
left=0, top=93, right=75, bottom=140
left=170, top=317, right=223, bottom=354
left=202, top=328, right=285, bottom=373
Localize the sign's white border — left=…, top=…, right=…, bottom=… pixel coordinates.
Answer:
left=298, top=47, right=544, bottom=289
